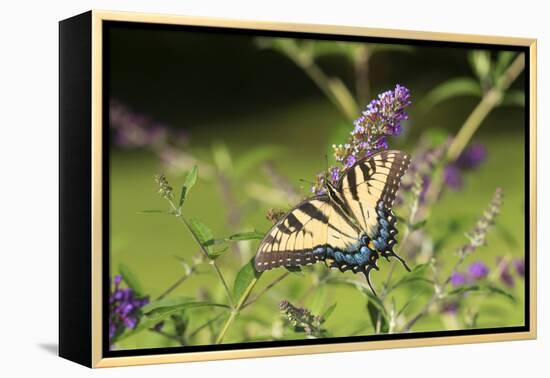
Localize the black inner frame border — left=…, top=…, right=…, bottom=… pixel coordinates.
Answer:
left=102, top=20, right=531, bottom=358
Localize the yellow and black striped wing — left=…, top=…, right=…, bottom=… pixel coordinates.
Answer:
left=254, top=196, right=362, bottom=272
left=339, top=150, right=410, bottom=236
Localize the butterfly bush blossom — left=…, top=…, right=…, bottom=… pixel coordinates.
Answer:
left=443, top=143, right=488, bottom=190
left=311, top=84, right=411, bottom=195
left=109, top=275, right=149, bottom=345
left=450, top=261, right=489, bottom=287
left=280, top=300, right=325, bottom=337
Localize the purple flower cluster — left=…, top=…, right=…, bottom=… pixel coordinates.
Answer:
left=110, top=99, right=188, bottom=149
left=496, top=257, right=525, bottom=288
left=397, top=138, right=451, bottom=205
left=312, top=85, right=411, bottom=195
left=109, top=275, right=149, bottom=345
left=450, top=257, right=525, bottom=289
left=458, top=188, right=502, bottom=257
left=444, top=143, right=487, bottom=190
left=450, top=261, right=489, bottom=287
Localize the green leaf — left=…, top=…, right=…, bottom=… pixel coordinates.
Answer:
left=226, top=231, right=265, bottom=241
left=396, top=295, right=419, bottom=318
left=117, top=300, right=230, bottom=342
left=433, top=218, right=464, bottom=254
left=419, top=77, right=482, bottom=113
left=468, top=50, right=492, bottom=82
left=141, top=296, right=195, bottom=314
left=118, top=263, right=144, bottom=297
left=233, top=258, right=262, bottom=306
left=309, top=285, right=326, bottom=316
left=412, top=262, right=431, bottom=274
left=179, top=165, right=198, bottom=208
left=493, top=51, right=517, bottom=81
left=501, top=90, right=525, bottom=107
left=326, top=277, right=387, bottom=316
left=322, top=302, right=337, bottom=321
left=311, top=41, right=359, bottom=62
left=367, top=300, right=389, bottom=333
left=212, top=142, right=233, bottom=173
left=233, top=146, right=283, bottom=178
left=327, top=77, right=360, bottom=118
left=207, top=246, right=229, bottom=259
left=494, top=223, right=519, bottom=247
left=449, top=284, right=516, bottom=302
left=390, top=276, right=434, bottom=291
left=369, top=43, right=414, bottom=55
left=425, top=128, right=451, bottom=146
left=188, top=218, right=215, bottom=256
left=411, top=219, right=428, bottom=231
left=136, top=209, right=165, bottom=214
left=386, top=262, right=433, bottom=293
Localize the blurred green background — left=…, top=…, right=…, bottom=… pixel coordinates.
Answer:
left=107, top=24, right=526, bottom=350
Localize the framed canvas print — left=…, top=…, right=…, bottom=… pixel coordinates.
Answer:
left=59, top=10, right=537, bottom=368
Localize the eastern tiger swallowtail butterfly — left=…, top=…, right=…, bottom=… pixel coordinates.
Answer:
left=254, top=150, right=411, bottom=295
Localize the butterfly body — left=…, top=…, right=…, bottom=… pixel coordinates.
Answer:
left=254, top=150, right=411, bottom=294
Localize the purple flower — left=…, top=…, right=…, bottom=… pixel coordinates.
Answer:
left=312, top=85, right=412, bottom=194
left=450, top=272, right=467, bottom=286
left=443, top=165, right=463, bottom=190
left=513, top=258, right=525, bottom=277
left=329, top=166, right=340, bottom=184
left=109, top=99, right=177, bottom=149
left=441, top=301, right=459, bottom=315
left=344, top=155, right=357, bottom=169
left=456, top=143, right=487, bottom=170
left=496, top=258, right=514, bottom=287
left=109, top=275, right=149, bottom=346
left=468, top=261, right=489, bottom=280
left=443, top=143, right=487, bottom=191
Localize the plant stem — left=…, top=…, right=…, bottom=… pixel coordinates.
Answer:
left=446, top=54, right=525, bottom=161
left=280, top=42, right=359, bottom=121
left=215, top=276, right=261, bottom=344
left=209, top=259, right=234, bottom=307
left=402, top=235, right=471, bottom=332
left=188, top=312, right=225, bottom=339
left=354, top=45, right=371, bottom=106
left=168, top=200, right=235, bottom=308
left=423, top=54, right=524, bottom=214
left=156, top=258, right=200, bottom=301
left=243, top=272, right=290, bottom=309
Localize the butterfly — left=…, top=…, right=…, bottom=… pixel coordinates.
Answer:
left=254, top=150, right=411, bottom=295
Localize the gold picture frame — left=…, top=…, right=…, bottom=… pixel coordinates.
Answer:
left=59, top=9, right=537, bottom=368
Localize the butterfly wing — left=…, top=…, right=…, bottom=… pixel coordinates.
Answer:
left=255, top=196, right=362, bottom=272
left=338, top=150, right=411, bottom=263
